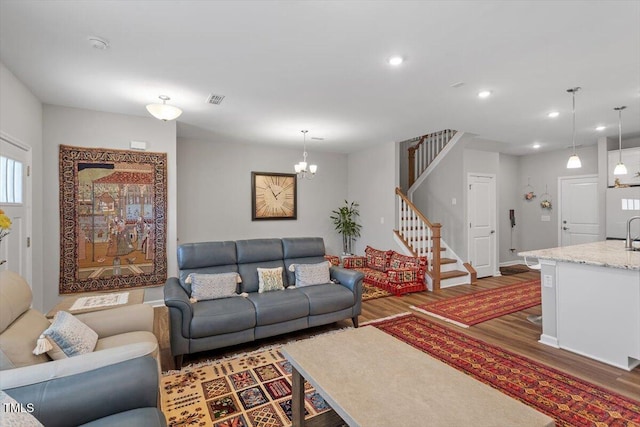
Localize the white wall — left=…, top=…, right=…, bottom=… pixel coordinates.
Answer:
left=518, top=145, right=599, bottom=252
left=0, top=62, right=44, bottom=310
left=498, top=153, right=521, bottom=264
left=347, top=141, right=398, bottom=255
left=42, top=105, right=177, bottom=310
left=176, top=137, right=348, bottom=256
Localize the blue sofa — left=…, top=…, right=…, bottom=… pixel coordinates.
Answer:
left=164, top=237, right=364, bottom=369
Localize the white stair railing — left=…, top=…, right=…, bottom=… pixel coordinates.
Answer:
left=407, top=129, right=456, bottom=187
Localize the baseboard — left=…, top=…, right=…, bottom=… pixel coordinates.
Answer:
left=499, top=260, right=525, bottom=267
left=538, top=334, right=559, bottom=348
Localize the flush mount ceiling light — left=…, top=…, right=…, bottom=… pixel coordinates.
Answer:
left=548, top=111, right=559, bottom=118
left=533, top=143, right=541, bottom=149
left=596, top=125, right=606, bottom=131
left=88, top=36, right=109, bottom=50
left=613, top=106, right=628, bottom=176
left=566, top=87, right=582, bottom=169
left=388, top=56, right=404, bottom=66
left=294, top=130, right=317, bottom=179
left=478, top=90, right=492, bottom=98
left=146, top=95, right=182, bottom=121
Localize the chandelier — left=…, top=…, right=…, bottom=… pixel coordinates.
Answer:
left=613, top=106, right=627, bottom=175
left=566, top=87, right=582, bottom=169
left=146, top=95, right=182, bottom=121
left=294, top=130, right=317, bottom=179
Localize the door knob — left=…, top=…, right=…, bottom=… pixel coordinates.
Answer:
left=562, top=226, right=570, bottom=230
left=490, top=230, right=495, bottom=234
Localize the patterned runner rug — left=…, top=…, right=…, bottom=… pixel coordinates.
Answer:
left=161, top=347, right=333, bottom=426
left=411, top=279, right=541, bottom=327
left=372, top=314, right=640, bottom=427
left=361, top=282, right=393, bottom=301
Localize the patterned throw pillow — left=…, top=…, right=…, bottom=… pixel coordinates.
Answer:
left=294, top=261, right=331, bottom=287
left=187, top=272, right=241, bottom=302
left=33, top=311, right=98, bottom=360
left=389, top=252, right=427, bottom=271
left=343, top=256, right=367, bottom=269
left=257, top=267, right=285, bottom=293
left=0, top=390, right=43, bottom=426
left=365, top=246, right=391, bottom=271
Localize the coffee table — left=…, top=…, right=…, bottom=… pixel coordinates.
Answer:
left=281, top=326, right=554, bottom=427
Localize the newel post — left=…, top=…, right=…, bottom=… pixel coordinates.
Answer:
left=431, top=223, right=442, bottom=291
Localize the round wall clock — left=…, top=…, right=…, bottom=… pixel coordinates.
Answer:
left=251, top=172, right=297, bottom=220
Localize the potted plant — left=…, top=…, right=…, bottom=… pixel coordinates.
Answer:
left=330, top=200, right=362, bottom=255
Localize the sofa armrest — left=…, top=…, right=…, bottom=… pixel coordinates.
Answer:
left=0, top=341, right=158, bottom=390
left=4, top=354, right=161, bottom=427
left=164, top=277, right=193, bottom=327
left=330, top=266, right=364, bottom=298
left=75, top=304, right=153, bottom=337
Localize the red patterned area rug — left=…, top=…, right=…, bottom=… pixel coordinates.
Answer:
left=411, top=279, right=541, bottom=327
left=372, top=314, right=640, bottom=427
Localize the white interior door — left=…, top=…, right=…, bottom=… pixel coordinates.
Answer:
left=468, top=174, right=497, bottom=278
left=0, top=135, right=30, bottom=282
left=559, top=175, right=600, bottom=247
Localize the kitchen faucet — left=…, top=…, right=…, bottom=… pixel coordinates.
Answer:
left=626, top=216, right=640, bottom=250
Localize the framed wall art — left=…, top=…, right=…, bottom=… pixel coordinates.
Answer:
left=251, top=172, right=297, bottom=220
left=59, top=144, right=168, bottom=294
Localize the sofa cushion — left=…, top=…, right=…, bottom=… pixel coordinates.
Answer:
left=0, top=309, right=51, bottom=370
left=365, top=246, right=391, bottom=271
left=187, top=272, right=241, bottom=301
left=35, top=311, right=98, bottom=360
left=247, top=290, right=309, bottom=326
left=293, top=261, right=331, bottom=287
left=389, top=252, right=427, bottom=271
left=343, top=256, right=366, bottom=269
left=296, top=284, right=355, bottom=315
left=94, top=331, right=159, bottom=360
left=190, top=297, right=257, bottom=338
left=257, top=267, right=285, bottom=293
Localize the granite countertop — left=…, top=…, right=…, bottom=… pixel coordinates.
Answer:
left=519, top=240, right=640, bottom=271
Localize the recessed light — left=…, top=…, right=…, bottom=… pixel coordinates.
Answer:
left=388, top=56, right=404, bottom=66
left=478, top=90, right=492, bottom=98
left=533, top=143, right=541, bottom=149
left=547, top=111, right=559, bottom=118
left=595, top=125, right=606, bottom=131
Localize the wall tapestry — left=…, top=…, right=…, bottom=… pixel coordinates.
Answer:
left=59, top=145, right=168, bottom=294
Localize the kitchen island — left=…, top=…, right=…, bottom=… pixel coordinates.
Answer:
left=520, top=240, right=640, bottom=371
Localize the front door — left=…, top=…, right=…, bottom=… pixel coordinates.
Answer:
left=0, top=135, right=30, bottom=281
left=559, top=175, right=600, bottom=246
left=468, top=174, right=497, bottom=278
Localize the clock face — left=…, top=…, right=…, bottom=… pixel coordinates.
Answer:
left=252, top=172, right=297, bottom=220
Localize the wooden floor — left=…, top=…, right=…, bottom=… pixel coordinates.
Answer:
left=154, top=271, right=640, bottom=402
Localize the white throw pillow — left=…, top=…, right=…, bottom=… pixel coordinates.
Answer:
left=295, top=261, right=331, bottom=287
left=33, top=311, right=98, bottom=360
left=257, top=267, right=285, bottom=293
left=187, top=272, right=241, bottom=302
left=0, top=390, right=43, bottom=426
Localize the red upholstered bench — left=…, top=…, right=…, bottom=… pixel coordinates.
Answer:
left=342, top=246, right=427, bottom=295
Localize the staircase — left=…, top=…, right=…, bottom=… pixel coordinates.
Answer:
left=395, top=129, right=475, bottom=290
left=395, top=188, right=471, bottom=291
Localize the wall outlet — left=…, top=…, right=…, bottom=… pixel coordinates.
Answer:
left=451, top=198, right=456, bottom=205
left=380, top=217, right=384, bottom=224
left=543, top=274, right=553, bottom=288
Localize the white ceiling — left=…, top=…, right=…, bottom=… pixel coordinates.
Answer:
left=1, top=1, right=639, bottom=155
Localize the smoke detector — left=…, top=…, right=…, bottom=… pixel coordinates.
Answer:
left=206, top=94, right=225, bottom=105
left=88, top=36, right=110, bottom=50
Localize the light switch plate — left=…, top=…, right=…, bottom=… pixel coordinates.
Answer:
left=541, top=215, right=550, bottom=222
left=543, top=274, right=553, bottom=288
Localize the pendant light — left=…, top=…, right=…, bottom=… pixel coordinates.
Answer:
left=566, top=87, right=582, bottom=169
left=613, top=106, right=627, bottom=175
left=294, top=130, right=317, bottom=179
left=146, top=95, right=182, bottom=121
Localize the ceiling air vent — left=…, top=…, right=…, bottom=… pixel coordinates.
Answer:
left=206, top=94, right=225, bottom=105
